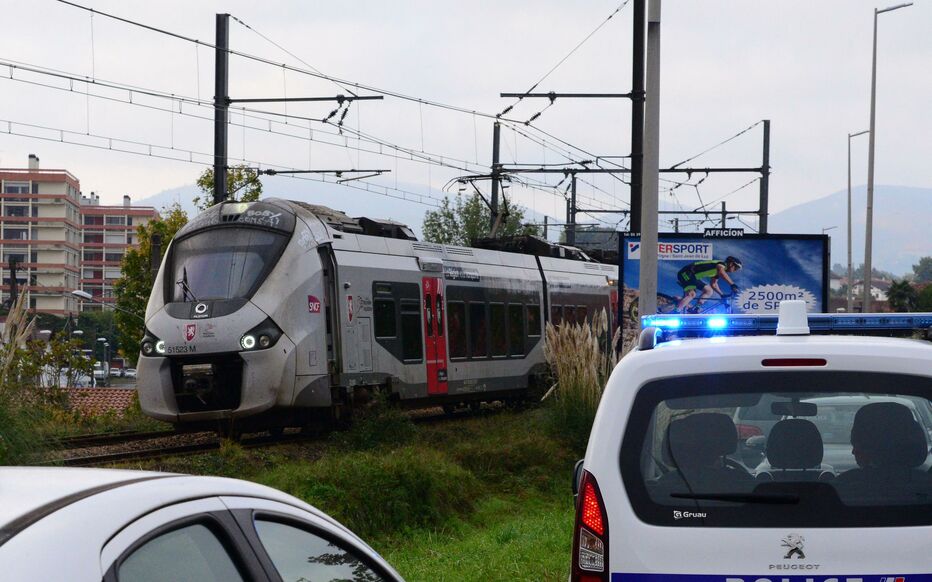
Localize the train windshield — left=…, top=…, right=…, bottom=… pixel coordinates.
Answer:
left=169, top=227, right=288, bottom=302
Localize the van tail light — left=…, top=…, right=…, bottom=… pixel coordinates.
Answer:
left=572, top=470, right=609, bottom=582
left=736, top=423, right=763, bottom=440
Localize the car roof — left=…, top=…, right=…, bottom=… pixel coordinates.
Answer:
left=0, top=467, right=169, bottom=529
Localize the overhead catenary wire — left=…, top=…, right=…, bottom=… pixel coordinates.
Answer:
left=668, top=120, right=763, bottom=169
left=0, top=117, right=443, bottom=207
left=498, top=0, right=631, bottom=117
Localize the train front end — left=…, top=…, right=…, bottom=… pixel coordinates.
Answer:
left=137, top=199, right=322, bottom=431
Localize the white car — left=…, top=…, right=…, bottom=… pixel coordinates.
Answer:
left=0, top=467, right=404, bottom=581
left=124, top=368, right=137, bottom=379
left=571, top=302, right=932, bottom=581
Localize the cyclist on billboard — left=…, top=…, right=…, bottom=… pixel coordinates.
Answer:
left=675, top=256, right=742, bottom=313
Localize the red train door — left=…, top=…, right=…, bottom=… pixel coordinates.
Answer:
left=422, top=276, right=448, bottom=395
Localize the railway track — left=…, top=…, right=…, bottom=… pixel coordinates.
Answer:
left=54, top=404, right=509, bottom=467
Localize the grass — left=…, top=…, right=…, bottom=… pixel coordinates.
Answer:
left=123, top=407, right=579, bottom=582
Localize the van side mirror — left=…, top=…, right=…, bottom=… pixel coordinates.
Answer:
left=572, top=458, right=585, bottom=497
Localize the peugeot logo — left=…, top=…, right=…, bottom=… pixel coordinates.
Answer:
left=781, top=534, right=805, bottom=560
left=194, top=303, right=208, bottom=315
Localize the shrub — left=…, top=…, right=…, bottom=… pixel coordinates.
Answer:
left=259, top=446, right=479, bottom=538
left=542, top=309, right=619, bottom=453
left=332, top=392, right=419, bottom=451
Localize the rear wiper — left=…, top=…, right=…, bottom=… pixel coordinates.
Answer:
left=671, top=492, right=800, bottom=504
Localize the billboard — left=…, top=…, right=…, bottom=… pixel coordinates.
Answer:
left=619, top=232, right=829, bottom=323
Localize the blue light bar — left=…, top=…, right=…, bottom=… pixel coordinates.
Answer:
left=641, top=312, right=932, bottom=338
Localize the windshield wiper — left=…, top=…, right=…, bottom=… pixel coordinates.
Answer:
left=176, top=266, right=198, bottom=302
left=671, top=492, right=800, bottom=504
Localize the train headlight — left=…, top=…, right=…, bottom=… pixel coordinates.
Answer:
left=141, top=330, right=165, bottom=357
left=240, top=318, right=283, bottom=352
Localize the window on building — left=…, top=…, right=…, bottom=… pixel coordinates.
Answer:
left=374, top=299, right=396, bottom=338
left=3, top=182, right=29, bottom=194
left=4, top=206, right=27, bottom=217
left=490, top=303, right=507, bottom=356
left=468, top=302, right=487, bottom=358
left=104, top=268, right=121, bottom=280
left=31, top=206, right=38, bottom=217
left=127, top=234, right=134, bottom=245
left=105, top=252, right=124, bottom=262
left=31, top=183, right=38, bottom=194
left=104, top=232, right=124, bottom=244
left=29, top=252, right=37, bottom=263
left=400, top=300, right=422, bottom=362
left=105, top=216, right=126, bottom=225
left=3, top=228, right=28, bottom=240
left=83, top=251, right=103, bottom=261
left=127, top=216, right=133, bottom=226
left=508, top=304, right=525, bottom=357
left=447, top=301, right=467, bottom=358
left=83, top=233, right=103, bottom=244
left=83, top=215, right=103, bottom=225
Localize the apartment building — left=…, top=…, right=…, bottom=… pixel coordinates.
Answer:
left=0, top=155, right=158, bottom=316
left=79, top=193, right=158, bottom=310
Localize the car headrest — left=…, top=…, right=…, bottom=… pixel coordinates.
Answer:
left=850, top=402, right=928, bottom=469
left=665, top=412, right=737, bottom=468
left=767, top=418, right=823, bottom=470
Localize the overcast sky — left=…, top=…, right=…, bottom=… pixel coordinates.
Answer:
left=1, top=0, right=929, bottom=230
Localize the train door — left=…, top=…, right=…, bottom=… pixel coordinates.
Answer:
left=422, top=276, right=448, bottom=395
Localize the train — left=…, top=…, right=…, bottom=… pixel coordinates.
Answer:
left=137, top=199, right=618, bottom=434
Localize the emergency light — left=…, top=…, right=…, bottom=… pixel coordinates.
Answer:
left=640, top=302, right=932, bottom=345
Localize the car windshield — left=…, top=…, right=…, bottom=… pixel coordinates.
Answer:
left=168, top=227, right=288, bottom=302
left=621, top=371, right=932, bottom=527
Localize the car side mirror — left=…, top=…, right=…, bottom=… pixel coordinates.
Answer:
left=572, top=458, right=585, bottom=497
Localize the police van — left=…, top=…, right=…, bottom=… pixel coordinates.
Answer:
left=571, top=301, right=932, bottom=582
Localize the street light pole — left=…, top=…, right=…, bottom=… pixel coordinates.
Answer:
left=847, top=129, right=869, bottom=313
left=864, top=2, right=912, bottom=312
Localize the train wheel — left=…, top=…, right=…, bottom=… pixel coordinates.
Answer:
left=442, top=403, right=457, bottom=416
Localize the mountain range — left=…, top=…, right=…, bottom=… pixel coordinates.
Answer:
left=137, top=182, right=930, bottom=277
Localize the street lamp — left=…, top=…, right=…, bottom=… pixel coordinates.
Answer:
left=848, top=129, right=869, bottom=313
left=863, top=2, right=912, bottom=311
left=70, top=289, right=144, bottom=322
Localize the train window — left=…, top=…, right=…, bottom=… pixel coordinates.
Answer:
left=550, top=305, right=562, bottom=325
left=578, top=305, right=588, bottom=323
left=400, top=300, right=423, bottom=362
left=565, top=306, right=577, bottom=326
left=508, top=304, right=524, bottom=357
left=469, top=303, right=488, bottom=358
left=374, top=299, right=396, bottom=338
left=447, top=301, right=467, bottom=358
left=490, top=303, right=507, bottom=357
left=527, top=305, right=541, bottom=337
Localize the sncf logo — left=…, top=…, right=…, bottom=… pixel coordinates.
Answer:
left=881, top=578, right=906, bottom=582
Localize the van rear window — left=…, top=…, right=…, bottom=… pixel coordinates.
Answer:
left=619, top=371, right=932, bottom=527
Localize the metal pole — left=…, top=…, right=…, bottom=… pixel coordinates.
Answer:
left=721, top=201, right=727, bottom=228
left=673, top=217, right=679, bottom=233
left=847, top=129, right=869, bottom=313
left=847, top=133, right=854, bottom=313
left=490, top=122, right=501, bottom=232
left=630, top=0, right=646, bottom=232
left=568, top=174, right=578, bottom=246
left=543, top=216, right=549, bottom=239
left=759, top=119, right=771, bottom=233
left=863, top=9, right=878, bottom=312
left=638, top=0, right=661, bottom=318
left=213, top=14, right=230, bottom=206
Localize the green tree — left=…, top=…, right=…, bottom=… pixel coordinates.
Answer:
left=113, top=203, right=189, bottom=362
left=422, top=193, right=540, bottom=246
left=913, top=257, right=932, bottom=283
left=917, top=285, right=932, bottom=311
left=886, top=279, right=918, bottom=312
left=193, top=164, right=263, bottom=211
